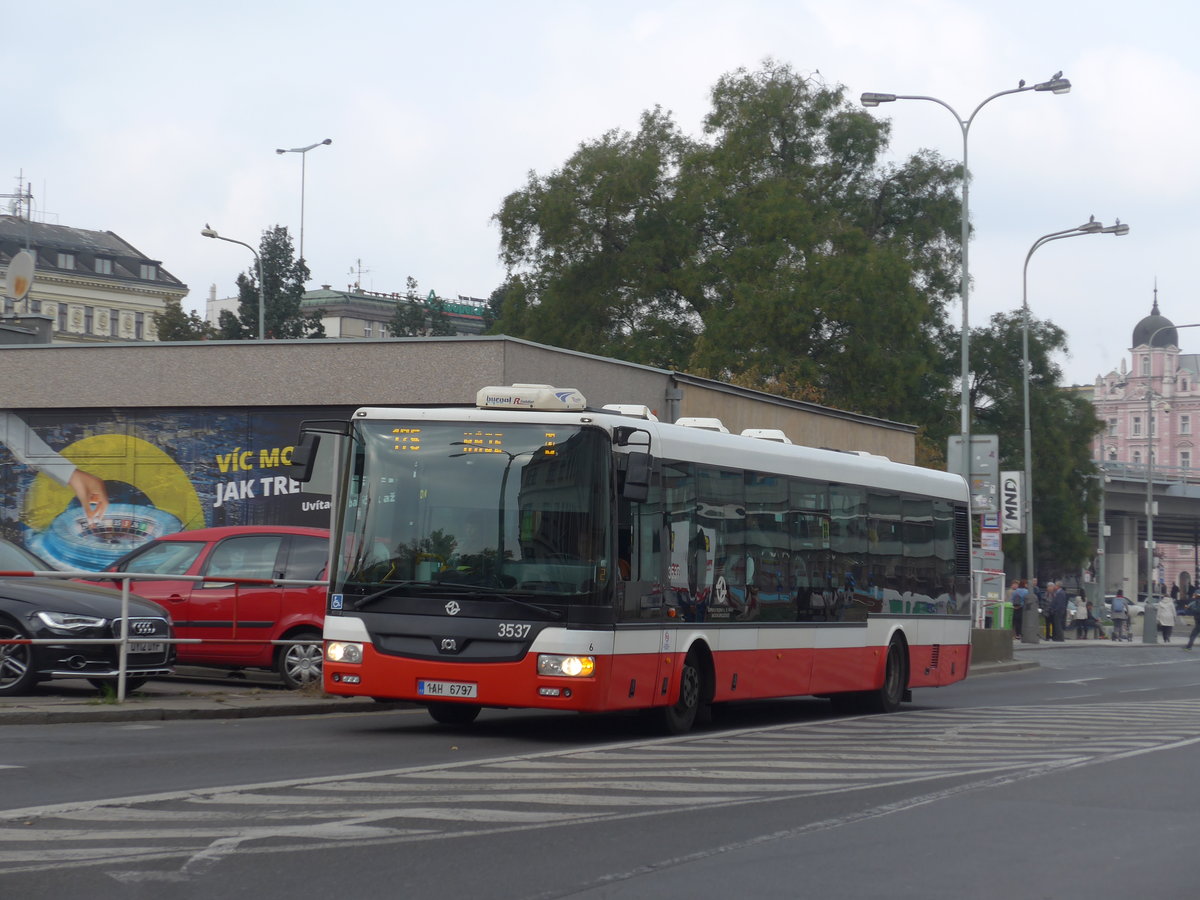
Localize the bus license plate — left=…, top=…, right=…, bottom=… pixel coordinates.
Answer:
left=128, top=642, right=164, bottom=654
left=418, top=680, right=477, bottom=698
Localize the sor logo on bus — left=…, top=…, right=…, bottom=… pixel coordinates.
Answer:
left=445, top=601, right=461, bottom=616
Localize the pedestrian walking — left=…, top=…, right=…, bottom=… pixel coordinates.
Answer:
left=1073, top=593, right=1091, bottom=640
left=1157, top=594, right=1177, bottom=643
left=1111, top=589, right=1132, bottom=642
left=1184, top=594, right=1200, bottom=650
left=1010, top=580, right=1028, bottom=639
left=1048, top=582, right=1069, bottom=642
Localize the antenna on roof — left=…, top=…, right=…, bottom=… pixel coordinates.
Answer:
left=348, top=258, right=370, bottom=292
left=3, top=171, right=34, bottom=221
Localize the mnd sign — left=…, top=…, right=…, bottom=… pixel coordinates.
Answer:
left=1000, top=471, right=1024, bottom=534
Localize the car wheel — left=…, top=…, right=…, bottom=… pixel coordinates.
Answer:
left=0, top=621, right=37, bottom=696
left=87, top=677, right=149, bottom=693
left=277, top=629, right=323, bottom=689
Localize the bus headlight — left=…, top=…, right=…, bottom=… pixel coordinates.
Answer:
left=326, top=641, right=363, bottom=664
left=538, top=654, right=595, bottom=677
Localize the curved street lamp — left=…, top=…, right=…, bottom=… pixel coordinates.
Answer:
left=1019, top=217, right=1128, bottom=643
left=201, top=225, right=266, bottom=341
left=861, top=74, right=1071, bottom=485
left=275, top=138, right=332, bottom=272
left=1142, top=321, right=1200, bottom=643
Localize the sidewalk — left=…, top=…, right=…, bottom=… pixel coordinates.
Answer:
left=969, top=628, right=1193, bottom=676
left=0, top=668, right=405, bottom=726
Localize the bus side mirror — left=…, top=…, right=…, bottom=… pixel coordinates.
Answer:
left=623, top=451, right=650, bottom=502
left=289, top=433, right=320, bottom=483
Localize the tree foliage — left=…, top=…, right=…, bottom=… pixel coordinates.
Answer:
left=216, top=226, right=325, bottom=340
left=153, top=297, right=214, bottom=341
left=387, top=276, right=454, bottom=337
left=491, top=59, right=963, bottom=438
left=488, top=58, right=1105, bottom=580
left=971, top=311, right=1104, bottom=578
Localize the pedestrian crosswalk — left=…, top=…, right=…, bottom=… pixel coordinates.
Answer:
left=4, top=698, right=1200, bottom=881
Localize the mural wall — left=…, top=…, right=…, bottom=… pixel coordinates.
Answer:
left=0, top=407, right=344, bottom=570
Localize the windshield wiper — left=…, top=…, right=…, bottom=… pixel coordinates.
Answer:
left=444, top=587, right=564, bottom=620
left=348, top=581, right=562, bottom=619
left=350, top=581, right=440, bottom=610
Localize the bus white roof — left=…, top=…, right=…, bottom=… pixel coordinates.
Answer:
left=352, top=392, right=968, bottom=504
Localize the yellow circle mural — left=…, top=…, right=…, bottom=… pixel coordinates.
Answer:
left=24, top=433, right=204, bottom=532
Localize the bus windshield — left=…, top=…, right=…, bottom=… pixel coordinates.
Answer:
left=332, top=420, right=613, bottom=608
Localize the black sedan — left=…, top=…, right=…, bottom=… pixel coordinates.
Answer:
left=0, top=539, right=174, bottom=695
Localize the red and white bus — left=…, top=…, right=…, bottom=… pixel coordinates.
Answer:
left=303, top=384, right=972, bottom=732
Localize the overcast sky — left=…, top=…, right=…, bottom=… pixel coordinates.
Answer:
left=8, top=0, right=1194, bottom=385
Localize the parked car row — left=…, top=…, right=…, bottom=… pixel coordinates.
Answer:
left=0, top=526, right=330, bottom=696
left=0, top=538, right=174, bottom=696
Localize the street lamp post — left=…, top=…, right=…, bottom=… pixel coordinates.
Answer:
left=275, top=138, right=332, bottom=270
left=1019, top=218, right=1129, bottom=644
left=201, top=225, right=266, bottom=341
left=861, top=74, right=1071, bottom=484
left=1093, top=468, right=1109, bottom=614
left=1143, top=321, right=1200, bottom=643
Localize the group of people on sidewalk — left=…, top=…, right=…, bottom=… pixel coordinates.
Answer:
left=1007, top=579, right=1200, bottom=646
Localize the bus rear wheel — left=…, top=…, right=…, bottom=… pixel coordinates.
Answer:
left=830, top=638, right=908, bottom=714
left=427, top=702, right=481, bottom=726
left=868, top=639, right=907, bottom=713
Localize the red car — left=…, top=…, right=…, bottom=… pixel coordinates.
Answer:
left=99, top=526, right=329, bottom=689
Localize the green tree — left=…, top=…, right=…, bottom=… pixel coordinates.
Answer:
left=492, top=60, right=962, bottom=437
left=153, top=297, right=214, bottom=341
left=971, top=311, right=1104, bottom=578
left=481, top=280, right=514, bottom=332
left=216, top=226, right=325, bottom=340
left=426, top=293, right=456, bottom=336
left=387, top=276, right=454, bottom=337
left=388, top=277, right=426, bottom=336
left=494, top=105, right=697, bottom=366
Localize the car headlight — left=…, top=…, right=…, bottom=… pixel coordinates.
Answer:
left=35, top=611, right=108, bottom=633
left=326, top=641, right=362, bottom=664
left=537, top=654, right=596, bottom=677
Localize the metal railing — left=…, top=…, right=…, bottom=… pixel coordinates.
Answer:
left=1102, top=461, right=1200, bottom=485
left=0, top=568, right=328, bottom=702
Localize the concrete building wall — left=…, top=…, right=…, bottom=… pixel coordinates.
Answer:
left=0, top=335, right=916, bottom=462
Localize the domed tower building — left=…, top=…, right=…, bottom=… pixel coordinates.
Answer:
left=1093, top=294, right=1200, bottom=595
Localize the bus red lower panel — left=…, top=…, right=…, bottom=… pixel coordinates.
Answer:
left=906, top=642, right=970, bottom=687
left=326, top=634, right=970, bottom=713
left=327, top=643, right=652, bottom=713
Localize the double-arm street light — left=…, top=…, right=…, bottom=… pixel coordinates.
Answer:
left=275, top=138, right=332, bottom=271
left=861, top=73, right=1071, bottom=482
left=1019, top=217, right=1129, bottom=643
left=201, top=225, right=265, bottom=341
left=1142, top=321, right=1200, bottom=643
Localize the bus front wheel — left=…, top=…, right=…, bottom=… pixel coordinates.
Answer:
left=658, top=653, right=702, bottom=735
left=427, top=702, right=481, bottom=726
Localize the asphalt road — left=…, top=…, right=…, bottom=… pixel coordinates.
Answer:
left=2, top=643, right=1198, bottom=899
